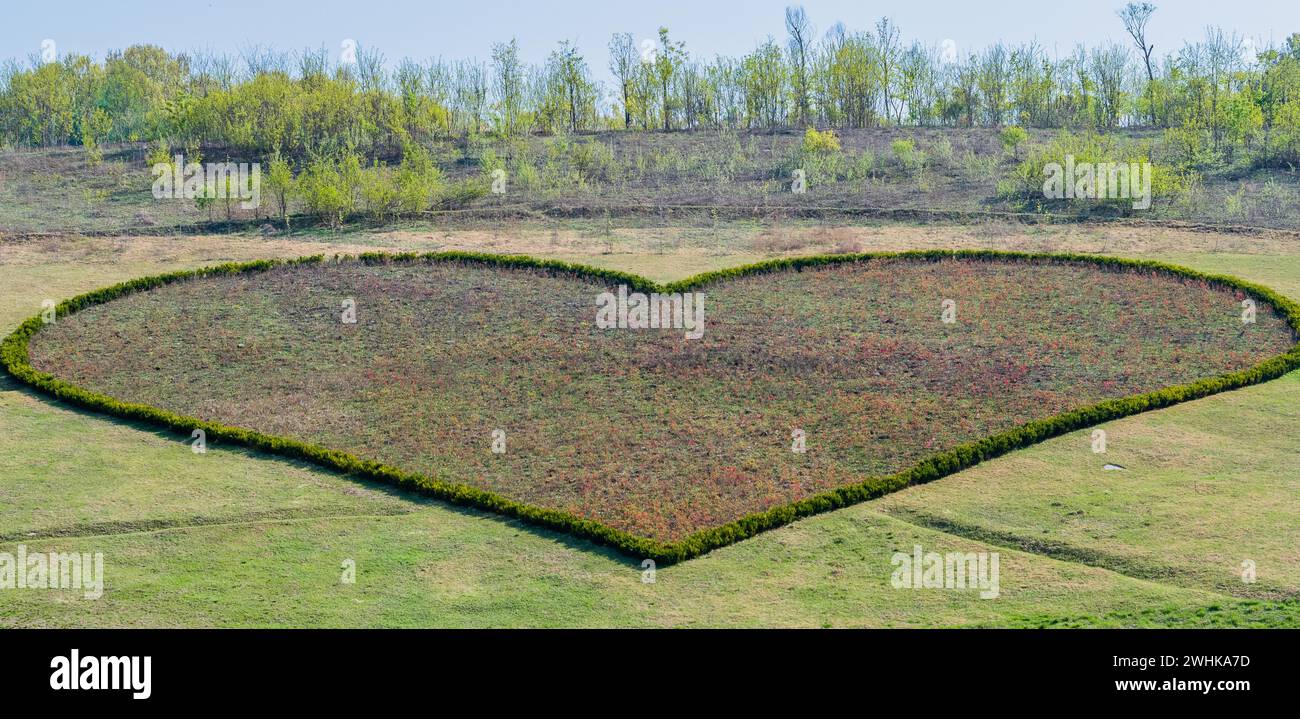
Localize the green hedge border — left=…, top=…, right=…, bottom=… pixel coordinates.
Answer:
left=4, top=249, right=1299, bottom=564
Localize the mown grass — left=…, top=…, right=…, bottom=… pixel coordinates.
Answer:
left=0, top=491, right=1225, bottom=628
left=0, top=224, right=1297, bottom=626
left=877, top=361, right=1300, bottom=601
left=999, top=600, right=1300, bottom=629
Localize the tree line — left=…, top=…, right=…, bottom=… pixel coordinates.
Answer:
left=2, top=3, right=1299, bottom=168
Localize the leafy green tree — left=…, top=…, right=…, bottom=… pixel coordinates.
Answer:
left=608, top=33, right=639, bottom=129
left=653, top=28, right=687, bottom=130
left=491, top=39, right=525, bottom=137
left=80, top=107, right=112, bottom=166
left=739, top=39, right=788, bottom=127
left=1000, top=125, right=1028, bottom=157
left=265, top=151, right=295, bottom=229
left=542, top=40, right=597, bottom=134
left=785, top=6, right=814, bottom=126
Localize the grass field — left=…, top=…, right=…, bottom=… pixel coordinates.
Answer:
left=2, top=221, right=1298, bottom=627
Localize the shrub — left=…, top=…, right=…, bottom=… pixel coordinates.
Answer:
left=568, top=139, right=615, bottom=181
left=801, top=151, right=847, bottom=185
left=961, top=149, right=999, bottom=179
left=1000, top=131, right=1198, bottom=214
left=1224, top=185, right=1248, bottom=220
left=192, top=182, right=215, bottom=220
left=264, top=152, right=295, bottom=229
left=297, top=156, right=352, bottom=227
left=802, top=127, right=841, bottom=154
left=891, top=138, right=926, bottom=173
left=512, top=158, right=540, bottom=190
left=999, top=126, right=1028, bottom=157
left=927, top=136, right=954, bottom=165
left=145, top=141, right=172, bottom=168
left=1258, top=99, right=1300, bottom=167
left=393, top=144, right=445, bottom=213
left=1162, top=120, right=1212, bottom=168
left=478, top=146, right=505, bottom=175
left=847, top=150, right=876, bottom=181
left=359, top=163, right=399, bottom=222
left=79, top=108, right=111, bottom=168
left=441, top=178, right=489, bottom=209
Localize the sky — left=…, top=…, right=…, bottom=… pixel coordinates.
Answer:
left=5, top=0, right=1297, bottom=86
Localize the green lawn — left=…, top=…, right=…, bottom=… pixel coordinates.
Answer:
left=1, top=226, right=1297, bottom=626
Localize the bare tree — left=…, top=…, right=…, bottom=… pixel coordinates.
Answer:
left=1202, top=26, right=1244, bottom=150
left=1090, top=43, right=1130, bottom=128
left=608, top=33, right=638, bottom=129
left=548, top=40, right=596, bottom=133
left=296, top=46, right=329, bottom=87
left=976, top=43, right=1010, bottom=125
left=875, top=18, right=902, bottom=123
left=453, top=60, right=488, bottom=133
left=193, top=51, right=237, bottom=93
left=354, top=44, right=387, bottom=92
left=239, top=44, right=288, bottom=79
left=491, top=39, right=525, bottom=136
left=1118, top=2, right=1158, bottom=125
left=785, top=6, right=814, bottom=126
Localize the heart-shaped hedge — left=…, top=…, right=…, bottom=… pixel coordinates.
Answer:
left=6, top=250, right=1299, bottom=562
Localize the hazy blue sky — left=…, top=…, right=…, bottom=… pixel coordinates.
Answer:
left=5, top=0, right=1297, bottom=86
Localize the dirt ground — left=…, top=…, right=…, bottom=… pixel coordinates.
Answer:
left=7, top=219, right=1295, bottom=270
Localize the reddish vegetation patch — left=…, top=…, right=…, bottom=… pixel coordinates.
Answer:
left=27, top=257, right=1294, bottom=543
